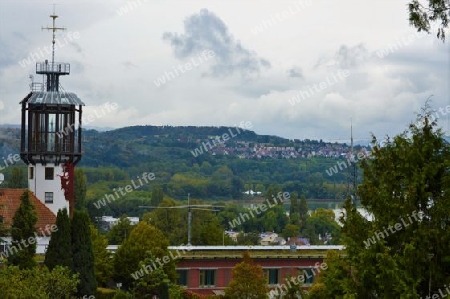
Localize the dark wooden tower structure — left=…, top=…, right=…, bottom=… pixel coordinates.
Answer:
left=19, top=12, right=85, bottom=217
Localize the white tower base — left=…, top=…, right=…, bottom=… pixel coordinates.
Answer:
left=28, top=163, right=69, bottom=216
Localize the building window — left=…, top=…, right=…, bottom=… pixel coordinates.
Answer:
left=0, top=243, right=7, bottom=255
left=299, top=268, right=315, bottom=284
left=45, top=192, right=53, bottom=204
left=264, top=269, right=279, bottom=285
left=45, top=167, right=54, bottom=180
left=199, top=269, right=216, bottom=287
left=177, top=269, right=188, bottom=286
left=29, top=167, right=34, bottom=180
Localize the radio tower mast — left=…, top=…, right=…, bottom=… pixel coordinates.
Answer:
left=346, top=117, right=358, bottom=205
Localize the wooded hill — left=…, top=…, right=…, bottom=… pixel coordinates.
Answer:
left=0, top=125, right=365, bottom=213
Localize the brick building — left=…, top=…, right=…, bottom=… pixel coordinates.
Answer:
left=169, top=245, right=344, bottom=296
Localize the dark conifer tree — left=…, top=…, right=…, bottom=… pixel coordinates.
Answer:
left=44, top=208, right=73, bottom=271
left=9, top=191, right=37, bottom=269
left=72, top=210, right=97, bottom=296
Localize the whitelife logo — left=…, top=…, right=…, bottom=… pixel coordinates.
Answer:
left=18, top=31, right=81, bottom=68
left=288, top=69, right=350, bottom=106
left=228, top=192, right=290, bottom=229
left=93, top=172, right=155, bottom=209
left=363, top=211, right=422, bottom=249
left=250, top=0, right=312, bottom=35
left=0, top=154, right=21, bottom=171
left=57, top=102, right=118, bottom=139
left=191, top=121, right=253, bottom=157
left=0, top=224, right=58, bottom=260
left=131, top=245, right=193, bottom=280
left=153, top=50, right=215, bottom=87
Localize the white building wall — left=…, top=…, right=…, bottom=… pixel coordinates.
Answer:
left=28, top=163, right=69, bottom=216
left=2, top=236, right=51, bottom=255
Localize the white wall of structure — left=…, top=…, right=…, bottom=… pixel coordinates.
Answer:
left=28, top=163, right=69, bottom=216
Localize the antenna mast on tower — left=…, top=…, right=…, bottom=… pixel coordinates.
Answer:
left=42, top=5, right=66, bottom=65
left=346, top=117, right=358, bottom=204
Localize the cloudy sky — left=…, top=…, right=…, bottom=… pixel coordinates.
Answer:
left=0, top=0, right=448, bottom=143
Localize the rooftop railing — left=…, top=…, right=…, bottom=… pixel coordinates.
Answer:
left=36, top=62, right=70, bottom=75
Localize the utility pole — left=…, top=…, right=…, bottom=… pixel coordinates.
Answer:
left=187, top=193, right=192, bottom=246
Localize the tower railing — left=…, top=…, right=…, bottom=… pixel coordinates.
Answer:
left=36, top=62, right=70, bottom=75
left=30, top=82, right=44, bottom=92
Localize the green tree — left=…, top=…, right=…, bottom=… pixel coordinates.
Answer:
left=113, top=221, right=175, bottom=289
left=231, top=176, right=244, bottom=199
left=225, top=252, right=269, bottom=299
left=0, top=265, right=79, bottom=299
left=315, top=109, right=450, bottom=297
left=281, top=223, right=300, bottom=239
left=74, top=168, right=88, bottom=211
left=44, top=208, right=73, bottom=271
left=409, top=0, right=449, bottom=41
left=259, top=205, right=288, bottom=233
left=8, top=167, right=25, bottom=188
left=131, top=254, right=170, bottom=299
left=151, top=185, right=164, bottom=206
left=304, top=208, right=340, bottom=245
left=289, top=192, right=300, bottom=225
left=270, top=274, right=309, bottom=299
left=9, top=191, right=37, bottom=269
left=298, top=194, right=309, bottom=228
left=72, top=210, right=97, bottom=296
left=145, top=198, right=185, bottom=245
left=90, top=224, right=113, bottom=287
left=265, top=185, right=282, bottom=202
left=107, top=215, right=134, bottom=245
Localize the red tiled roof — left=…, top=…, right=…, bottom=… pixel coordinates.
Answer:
left=0, top=188, right=56, bottom=236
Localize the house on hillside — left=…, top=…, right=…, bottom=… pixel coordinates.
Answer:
left=260, top=232, right=278, bottom=245
left=286, top=237, right=310, bottom=246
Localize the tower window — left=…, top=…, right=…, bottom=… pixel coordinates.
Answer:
left=45, top=192, right=53, bottom=204
left=29, top=167, right=34, bottom=180
left=45, top=167, right=54, bottom=180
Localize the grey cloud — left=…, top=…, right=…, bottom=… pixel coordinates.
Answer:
left=70, top=41, right=83, bottom=54
left=333, top=44, right=370, bottom=69
left=287, top=67, right=303, bottom=78
left=122, top=61, right=137, bottom=69
left=163, top=9, right=270, bottom=78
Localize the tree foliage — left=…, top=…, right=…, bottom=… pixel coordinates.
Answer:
left=151, top=185, right=164, bottom=206
left=225, top=252, right=269, bottom=299
left=299, top=194, right=309, bottom=227
left=9, top=191, right=37, bottom=269
left=312, top=109, right=450, bottom=297
left=107, top=215, right=135, bottom=245
left=131, top=254, right=171, bottom=299
left=74, top=168, right=88, bottom=211
left=304, top=208, right=341, bottom=245
left=44, top=208, right=73, bottom=271
left=90, top=224, right=113, bottom=287
left=409, top=0, right=449, bottom=41
left=113, top=221, right=175, bottom=289
left=8, top=167, right=26, bottom=188
left=0, top=265, right=79, bottom=299
left=72, top=210, right=97, bottom=296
